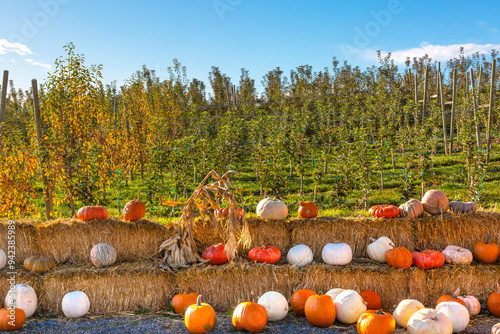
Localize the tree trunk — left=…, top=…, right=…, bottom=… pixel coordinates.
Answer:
left=313, top=185, right=317, bottom=202
left=170, top=193, right=177, bottom=217
left=300, top=175, right=304, bottom=195
left=125, top=176, right=128, bottom=187
left=129, top=169, right=134, bottom=182
left=69, top=196, right=76, bottom=217
left=289, top=162, right=293, bottom=177
left=102, top=182, right=106, bottom=202
left=183, top=185, right=187, bottom=198
left=193, top=165, right=197, bottom=184
left=380, top=170, right=385, bottom=190
left=421, top=182, right=425, bottom=198
left=323, top=160, right=328, bottom=174
left=363, top=192, right=368, bottom=211
left=259, top=184, right=263, bottom=196
left=160, top=168, right=164, bottom=185
left=140, top=162, right=144, bottom=180
left=391, top=151, right=396, bottom=170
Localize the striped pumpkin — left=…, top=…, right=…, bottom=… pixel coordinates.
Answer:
left=90, top=243, right=117, bottom=268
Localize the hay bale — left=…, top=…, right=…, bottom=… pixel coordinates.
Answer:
left=0, top=269, right=41, bottom=305
left=238, top=218, right=289, bottom=254
left=0, top=221, right=37, bottom=262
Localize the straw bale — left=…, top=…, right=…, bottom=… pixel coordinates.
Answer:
left=237, top=218, right=290, bottom=254
left=0, top=268, right=41, bottom=304
left=0, top=221, right=37, bottom=262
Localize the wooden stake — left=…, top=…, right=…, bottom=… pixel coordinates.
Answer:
left=487, top=59, right=496, bottom=163
left=438, top=70, right=448, bottom=155
left=449, top=69, right=457, bottom=153
left=470, top=68, right=481, bottom=147
left=414, top=72, right=418, bottom=105
left=422, top=66, right=429, bottom=122
left=0, top=70, right=8, bottom=126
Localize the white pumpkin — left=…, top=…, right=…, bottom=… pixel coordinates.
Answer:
left=90, top=243, right=117, bottom=268
left=0, top=249, right=6, bottom=269
left=407, top=308, right=453, bottom=334
left=442, top=245, right=473, bottom=265
left=286, top=244, right=313, bottom=267
left=326, top=288, right=345, bottom=301
left=256, top=196, right=288, bottom=220
left=4, top=284, right=38, bottom=318
left=257, top=291, right=288, bottom=321
left=62, top=291, right=90, bottom=318
left=334, top=290, right=367, bottom=324
left=436, top=301, right=469, bottom=333
left=367, top=236, right=394, bottom=263
left=393, top=299, right=425, bottom=328
left=457, top=295, right=480, bottom=316
left=322, top=243, right=352, bottom=265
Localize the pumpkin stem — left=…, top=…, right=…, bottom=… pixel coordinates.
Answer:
left=196, top=295, right=202, bottom=307
left=299, top=201, right=304, bottom=206
left=369, top=238, right=376, bottom=242
left=452, top=288, right=460, bottom=299
left=375, top=309, right=384, bottom=315
left=137, top=190, right=141, bottom=202
left=431, top=315, right=437, bottom=320
left=486, top=233, right=491, bottom=244
left=497, top=282, right=500, bottom=294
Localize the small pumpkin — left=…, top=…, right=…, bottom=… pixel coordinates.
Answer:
left=474, top=234, right=500, bottom=264
left=421, top=189, right=449, bottom=215
left=393, top=299, right=425, bottom=328
left=442, top=245, right=473, bottom=265
left=184, top=295, right=217, bottom=334
left=321, top=243, right=352, bottom=265
left=334, top=290, right=367, bottom=324
left=436, top=288, right=467, bottom=308
left=493, top=323, right=500, bottom=334
left=23, top=255, right=56, bottom=273
left=202, top=243, right=229, bottom=265
left=286, top=244, right=313, bottom=267
left=290, top=289, right=317, bottom=316
left=407, top=308, right=453, bottom=334
left=0, top=249, right=6, bottom=270
left=298, top=201, right=318, bottom=219
left=399, top=199, right=424, bottom=218
left=0, top=308, right=26, bottom=331
left=449, top=201, right=477, bottom=214
left=61, top=291, right=90, bottom=318
left=457, top=295, right=481, bottom=316
left=3, top=284, right=37, bottom=318
left=304, top=293, right=336, bottom=327
left=369, top=205, right=399, bottom=218
left=248, top=246, right=281, bottom=264
left=360, top=290, right=381, bottom=310
left=77, top=206, right=108, bottom=221
left=411, top=250, right=445, bottom=270
left=172, top=291, right=200, bottom=314
left=385, top=247, right=412, bottom=269
left=367, top=237, right=394, bottom=263
left=256, top=196, right=288, bottom=220
left=123, top=191, right=146, bottom=221
left=232, top=302, right=267, bottom=333
left=357, top=310, right=396, bottom=334
left=436, top=301, right=470, bottom=333
left=257, top=291, right=288, bottom=322
left=488, top=283, right=500, bottom=317
left=90, top=243, right=117, bottom=268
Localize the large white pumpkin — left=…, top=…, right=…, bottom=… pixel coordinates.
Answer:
left=407, top=308, right=453, bottom=334
left=393, top=299, right=425, bottom=328
left=367, top=236, right=394, bottom=263
left=256, top=197, right=288, bottom=220
left=334, top=290, right=367, bottom=324
left=436, top=301, right=469, bottom=333
left=0, top=249, right=6, bottom=269
left=322, top=243, right=352, bottom=265
left=62, top=291, right=90, bottom=318
left=286, top=244, right=313, bottom=267
left=4, top=284, right=38, bottom=318
left=90, top=243, right=117, bottom=268
left=326, top=288, right=345, bottom=301
left=257, top=291, right=288, bottom=321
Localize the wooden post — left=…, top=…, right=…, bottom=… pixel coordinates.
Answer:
left=422, top=66, right=429, bottom=122
left=232, top=85, right=237, bottom=105
left=414, top=72, right=418, bottom=105
left=470, top=68, right=481, bottom=147
left=32, top=79, right=52, bottom=220
left=436, top=63, right=441, bottom=104
left=449, top=69, right=457, bottom=154
left=113, top=97, right=118, bottom=129
left=0, top=70, right=8, bottom=126
left=438, top=70, right=448, bottom=155
left=466, top=71, right=470, bottom=98
left=487, top=59, right=497, bottom=163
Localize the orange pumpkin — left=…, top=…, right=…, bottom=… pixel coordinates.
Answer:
left=0, top=308, right=26, bottom=331
left=357, top=310, right=396, bottom=334
left=488, top=283, right=500, bottom=317
left=184, top=295, right=217, bottom=334
left=123, top=191, right=146, bottom=221
left=290, top=289, right=317, bottom=316
left=232, top=302, right=268, bottom=333
left=360, top=290, right=381, bottom=310
left=77, top=206, right=108, bottom=221
left=435, top=288, right=467, bottom=308
left=421, top=189, right=449, bottom=215
left=474, top=234, right=499, bottom=264
left=304, top=293, right=336, bottom=327
left=298, top=201, right=318, bottom=219
left=385, top=247, right=412, bottom=268
left=172, top=291, right=199, bottom=314
left=23, top=255, right=56, bottom=273
left=369, top=205, right=399, bottom=218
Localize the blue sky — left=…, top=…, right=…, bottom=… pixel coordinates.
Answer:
left=1, top=0, right=500, bottom=92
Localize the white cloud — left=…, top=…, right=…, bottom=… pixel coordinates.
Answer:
left=0, top=39, right=32, bottom=56
left=25, top=58, right=51, bottom=70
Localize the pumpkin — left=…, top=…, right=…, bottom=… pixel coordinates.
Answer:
left=488, top=283, right=500, bottom=317
left=421, top=189, right=449, bottom=215
left=257, top=291, right=288, bottom=322
left=334, top=290, right=367, bottom=324
left=172, top=291, right=200, bottom=314
left=474, top=234, right=499, bottom=264
left=326, top=288, right=346, bottom=301
left=286, top=244, right=313, bottom=267
left=0, top=308, right=26, bottom=331
left=77, top=206, right=108, bottom=221
left=393, top=299, right=425, bottom=328
left=357, top=310, right=396, bottom=334
left=449, top=201, right=477, bottom=214
left=442, top=245, right=473, bottom=265
left=493, top=323, right=500, bottom=334
left=184, top=295, right=217, bottom=334
left=23, top=255, right=56, bottom=273
left=407, top=308, right=453, bottom=334
left=360, top=290, right=381, bottom=310
left=202, top=243, right=229, bottom=265
left=411, top=250, right=445, bottom=270
left=61, top=291, right=90, bottom=318
left=298, top=201, right=318, bottom=219
left=436, top=301, right=470, bottom=333
left=369, top=205, right=399, bottom=218
left=0, top=249, right=6, bottom=270
left=436, top=288, right=467, bottom=308
left=290, top=289, right=317, bottom=316
left=123, top=191, right=146, bottom=221
left=232, top=302, right=267, bottom=333
left=399, top=199, right=424, bottom=218
left=321, top=243, right=352, bottom=265
left=385, top=247, right=412, bottom=269
left=248, top=246, right=281, bottom=264
left=90, top=243, right=117, bottom=268
left=367, top=237, right=394, bottom=263
left=214, top=207, right=244, bottom=219
left=304, top=293, right=336, bottom=327
left=457, top=295, right=481, bottom=316
left=4, top=284, right=37, bottom=318
left=256, top=196, right=288, bottom=220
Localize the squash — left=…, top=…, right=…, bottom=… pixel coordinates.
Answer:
left=0, top=308, right=25, bottom=331
left=298, top=201, right=318, bottom=219
left=457, top=295, right=481, bottom=316
left=61, top=291, right=90, bottom=318
left=488, top=283, right=500, bottom=317
left=407, top=308, right=453, bottom=334
left=286, top=244, right=313, bottom=267
left=0, top=249, right=6, bottom=270
left=334, top=290, right=367, bottom=324
left=90, top=243, right=117, bottom=268
left=184, top=295, right=217, bottom=334
left=248, top=246, right=281, bottom=264
left=232, top=302, right=267, bottom=333
left=436, top=301, right=470, bottom=333
left=360, top=290, right=381, bottom=310
left=290, top=289, right=317, bottom=316
left=367, top=237, right=394, bottom=263
left=321, top=243, right=352, bottom=265
left=304, top=293, right=336, bottom=327
left=393, top=299, right=425, bottom=328
left=369, top=205, right=399, bottom=218
left=123, top=191, right=146, bottom=221
left=411, top=250, right=445, bottom=270
left=256, top=197, right=288, bottom=220
left=385, top=247, right=412, bottom=269
left=172, top=291, right=200, bottom=314
left=474, top=234, right=499, bottom=264
left=442, top=245, right=473, bottom=265
left=493, top=323, right=500, bottom=334
left=23, top=255, right=56, bottom=273
left=326, top=288, right=345, bottom=301
left=77, top=206, right=108, bottom=221
left=357, top=310, right=396, bottom=334
left=436, top=288, right=467, bottom=308
left=257, top=291, right=288, bottom=322
left=399, top=199, right=424, bottom=218
left=449, top=201, right=477, bottom=214
left=202, top=243, right=229, bottom=265
left=421, top=190, right=449, bottom=215
left=3, top=284, right=37, bottom=318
